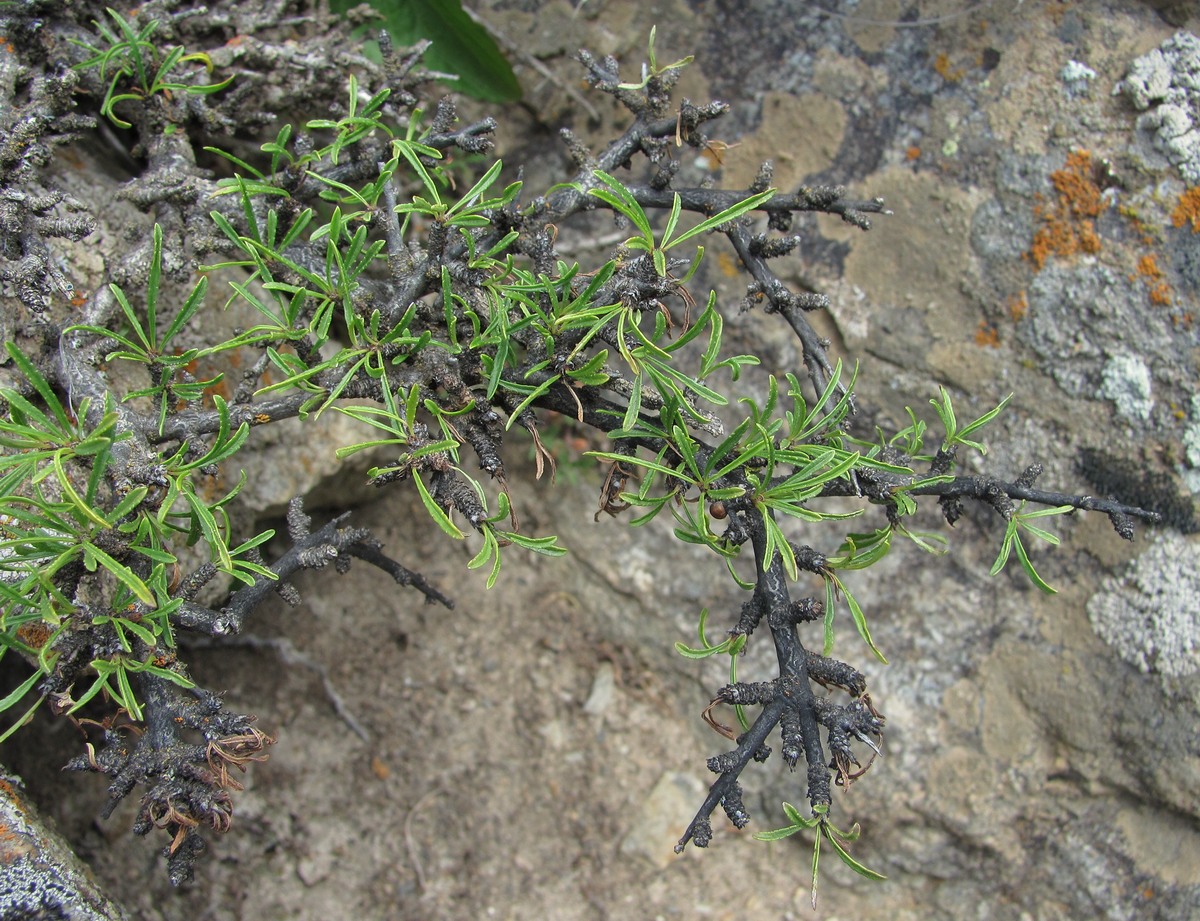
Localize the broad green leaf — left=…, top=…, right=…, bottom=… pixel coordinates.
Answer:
left=330, top=0, right=521, bottom=102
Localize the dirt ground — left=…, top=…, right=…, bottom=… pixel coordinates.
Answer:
left=9, top=464, right=840, bottom=920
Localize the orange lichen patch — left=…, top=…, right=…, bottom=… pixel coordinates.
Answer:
left=1171, top=187, right=1200, bottom=232
left=203, top=374, right=231, bottom=403
left=1028, top=215, right=1100, bottom=269
left=906, top=146, right=922, bottom=161
left=226, top=35, right=246, bottom=48
left=716, top=250, right=740, bottom=278
left=974, top=320, right=1001, bottom=347
left=1007, top=290, right=1028, bottom=322
left=1050, top=151, right=1106, bottom=217
left=1132, top=253, right=1174, bottom=306
left=16, top=621, right=52, bottom=650
left=1027, top=151, right=1106, bottom=271
left=1149, top=282, right=1172, bottom=306
left=0, top=37, right=14, bottom=54
left=0, top=822, right=36, bottom=864
left=370, top=756, right=390, bottom=781
left=1136, top=253, right=1164, bottom=280
left=933, top=52, right=964, bottom=82
left=0, top=778, right=28, bottom=816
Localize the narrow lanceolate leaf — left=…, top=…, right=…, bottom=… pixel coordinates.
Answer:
left=5, top=344, right=73, bottom=431
left=52, top=452, right=108, bottom=528
left=841, top=580, right=887, bottom=664
left=82, top=542, right=154, bottom=606
left=822, top=825, right=887, bottom=880
left=0, top=669, right=42, bottom=714
left=413, top=472, right=465, bottom=539
left=664, top=188, right=775, bottom=249
left=752, top=824, right=804, bottom=842
left=1013, top=533, right=1057, bottom=594
left=181, top=485, right=232, bottom=571
left=146, top=224, right=163, bottom=344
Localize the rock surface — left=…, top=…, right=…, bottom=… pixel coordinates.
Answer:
left=0, top=770, right=129, bottom=921
left=2, top=1, right=1198, bottom=920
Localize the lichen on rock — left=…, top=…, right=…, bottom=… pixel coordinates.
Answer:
left=1088, top=532, right=1200, bottom=680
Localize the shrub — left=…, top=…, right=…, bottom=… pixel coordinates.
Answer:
left=0, top=0, right=1157, bottom=893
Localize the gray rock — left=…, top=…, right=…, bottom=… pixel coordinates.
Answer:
left=1098, top=354, right=1155, bottom=420
left=1088, top=532, right=1200, bottom=679
left=1120, top=32, right=1200, bottom=182
left=0, top=769, right=130, bottom=921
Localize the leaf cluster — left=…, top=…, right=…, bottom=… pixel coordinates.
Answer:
left=71, top=7, right=232, bottom=129
left=0, top=6, right=1161, bottom=895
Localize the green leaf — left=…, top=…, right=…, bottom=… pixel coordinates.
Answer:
left=5, top=344, right=73, bottom=432
left=118, top=616, right=158, bottom=648
left=449, top=159, right=506, bottom=215
left=468, top=527, right=500, bottom=587
left=841, top=579, right=887, bottom=664
left=823, top=578, right=837, bottom=656
left=931, top=385, right=957, bottom=444
left=752, top=824, right=805, bottom=842
left=822, top=823, right=887, bottom=880
left=663, top=188, right=775, bottom=249
left=180, top=482, right=232, bottom=571
left=160, top=275, right=209, bottom=349
left=330, top=0, right=521, bottom=103
left=0, top=688, right=44, bottom=744
left=1019, top=503, right=1076, bottom=521
left=782, top=802, right=810, bottom=826
left=811, top=821, right=822, bottom=908
left=202, top=145, right=265, bottom=179
left=990, top=523, right=1017, bottom=576
left=589, top=171, right=655, bottom=243
left=1013, top=532, right=1057, bottom=594
left=585, top=450, right=689, bottom=484
left=145, top=224, right=163, bottom=345
left=82, top=542, right=154, bottom=606
left=105, top=485, right=149, bottom=524
left=621, top=373, right=644, bottom=432
left=954, top=392, right=1013, bottom=453
left=413, top=472, right=465, bottom=539
left=52, top=451, right=108, bottom=527
left=0, top=668, right=42, bottom=715
left=497, top=532, right=567, bottom=556
left=762, top=513, right=798, bottom=581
